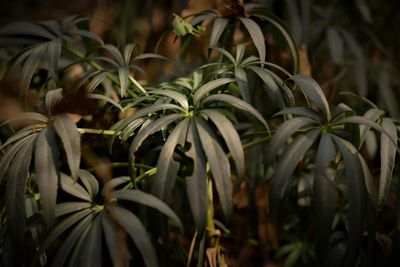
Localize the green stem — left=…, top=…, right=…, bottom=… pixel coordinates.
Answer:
left=77, top=128, right=116, bottom=135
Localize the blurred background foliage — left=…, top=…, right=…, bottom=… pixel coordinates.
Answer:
left=0, top=0, right=400, bottom=266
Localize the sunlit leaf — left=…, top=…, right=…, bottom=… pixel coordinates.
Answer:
left=209, top=18, right=228, bottom=48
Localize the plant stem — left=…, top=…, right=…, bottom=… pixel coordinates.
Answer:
left=78, top=128, right=116, bottom=135
left=206, top=176, right=217, bottom=246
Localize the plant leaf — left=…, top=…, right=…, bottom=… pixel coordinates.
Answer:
left=45, top=88, right=63, bottom=115
left=193, top=78, right=234, bottom=104
left=291, top=75, right=330, bottom=119
left=202, top=94, right=269, bottom=131
left=78, top=170, right=99, bottom=198
left=235, top=67, right=251, bottom=102
left=332, top=136, right=366, bottom=267
left=314, top=133, right=337, bottom=258
left=53, top=114, right=80, bottom=179
left=55, top=202, right=92, bottom=217
left=114, top=189, right=182, bottom=231
left=34, top=127, right=59, bottom=227
left=378, top=118, right=397, bottom=209
left=269, top=129, right=319, bottom=220
left=88, top=93, right=123, bottom=112
left=6, top=134, right=36, bottom=261
left=209, top=18, right=228, bottom=48
left=129, top=114, right=184, bottom=169
left=149, top=89, right=189, bottom=111
left=79, top=214, right=102, bottom=267
left=274, top=107, right=321, bottom=122
left=202, top=109, right=244, bottom=179
left=118, top=66, right=129, bottom=97
left=185, top=121, right=208, bottom=231
left=196, top=118, right=232, bottom=219
left=112, top=206, right=159, bottom=267
left=60, top=173, right=91, bottom=201
left=152, top=119, right=189, bottom=202
left=51, top=212, right=94, bottom=267
left=239, top=17, right=266, bottom=62
left=268, top=117, right=316, bottom=162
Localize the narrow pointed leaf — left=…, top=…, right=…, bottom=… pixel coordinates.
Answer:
left=35, top=127, right=59, bottom=226
left=129, top=114, right=184, bottom=167
left=314, top=133, right=337, bottom=257
left=60, top=173, right=91, bottom=201
left=112, top=206, right=159, bottom=267
left=378, top=118, right=397, bottom=209
left=79, top=215, right=102, bottom=267
left=152, top=119, right=189, bottom=201
left=235, top=67, right=251, bottom=102
left=102, top=44, right=125, bottom=66
left=45, top=88, right=63, bottom=115
left=359, top=108, right=384, bottom=148
left=270, top=129, right=319, bottom=219
left=202, top=94, right=269, bottom=130
left=149, top=89, right=189, bottom=111
left=78, top=170, right=99, bottom=198
left=185, top=121, right=208, bottom=231
left=291, top=75, right=330, bottom=119
left=202, top=109, right=244, bottom=178
left=118, top=66, right=129, bottom=97
left=6, top=134, right=36, bottom=260
left=196, top=118, right=232, bottom=219
left=209, top=18, right=228, bottom=48
left=53, top=114, right=80, bottom=179
left=332, top=136, right=366, bottom=267
left=113, top=190, right=182, bottom=231
left=51, top=213, right=94, bottom=267
left=193, top=78, right=234, bottom=104
left=55, top=202, right=92, bottom=217
left=239, top=17, right=265, bottom=62
left=88, top=93, right=123, bottom=112
left=274, top=107, right=320, bottom=122
left=268, top=117, right=316, bottom=162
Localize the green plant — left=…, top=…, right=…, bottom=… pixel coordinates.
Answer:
left=0, top=1, right=399, bottom=267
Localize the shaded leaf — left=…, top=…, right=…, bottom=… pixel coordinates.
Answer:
left=6, top=134, right=36, bottom=261
left=239, top=17, right=266, bottom=62
left=193, top=78, right=234, bottom=104
left=202, top=94, right=269, bottom=130
left=268, top=117, right=316, bottom=162
left=202, top=109, right=244, bottom=178
left=270, top=129, right=320, bottom=220
left=35, top=127, right=59, bottom=227
left=378, top=118, right=397, bottom=209
left=152, top=119, right=189, bottom=201
left=55, top=202, right=92, bottom=217
left=53, top=114, right=80, bottom=179
left=78, top=170, right=99, bottom=198
left=326, top=27, right=343, bottom=65
left=291, top=75, right=330, bottom=119
left=114, top=190, right=182, bottom=231
left=196, top=118, right=232, bottom=219
left=185, top=121, right=208, bottom=231
left=112, top=206, right=159, bottom=267
left=60, top=173, right=91, bottom=201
